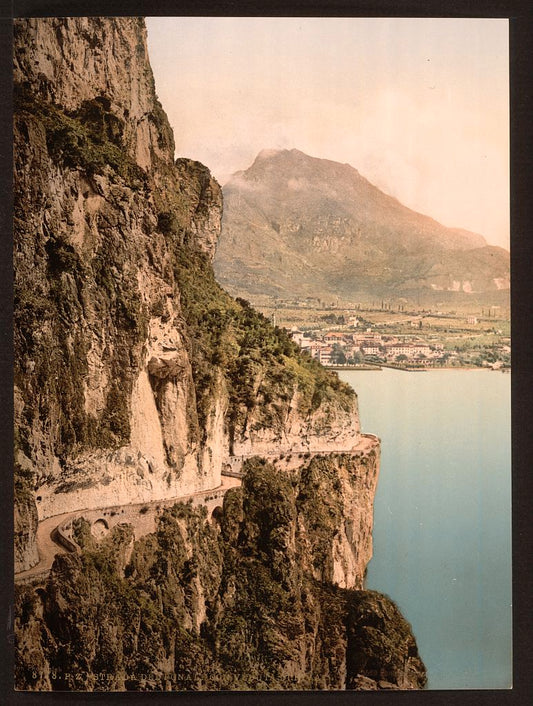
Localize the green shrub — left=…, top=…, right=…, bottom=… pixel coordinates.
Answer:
left=14, top=83, right=147, bottom=185
left=171, top=247, right=354, bottom=440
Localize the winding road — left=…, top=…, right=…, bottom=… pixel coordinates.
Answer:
left=15, top=436, right=378, bottom=585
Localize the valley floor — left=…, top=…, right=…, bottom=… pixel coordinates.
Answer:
left=253, top=301, right=511, bottom=371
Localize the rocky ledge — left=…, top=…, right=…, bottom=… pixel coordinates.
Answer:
left=15, top=458, right=426, bottom=691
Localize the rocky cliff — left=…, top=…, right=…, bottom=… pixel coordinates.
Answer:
left=15, top=458, right=425, bottom=691
left=14, top=17, right=358, bottom=566
left=13, top=17, right=426, bottom=691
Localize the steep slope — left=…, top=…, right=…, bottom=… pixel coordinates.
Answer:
left=13, top=17, right=426, bottom=692
left=214, top=148, right=510, bottom=300
left=15, top=459, right=426, bottom=691
left=14, top=18, right=357, bottom=570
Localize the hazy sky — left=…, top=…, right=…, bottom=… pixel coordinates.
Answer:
left=146, top=17, right=509, bottom=249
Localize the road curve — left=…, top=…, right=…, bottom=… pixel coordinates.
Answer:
left=15, top=474, right=242, bottom=584
left=15, top=436, right=378, bottom=584
left=15, top=510, right=76, bottom=584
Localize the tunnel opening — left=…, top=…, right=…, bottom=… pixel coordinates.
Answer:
left=211, top=505, right=223, bottom=523
left=91, top=518, right=110, bottom=539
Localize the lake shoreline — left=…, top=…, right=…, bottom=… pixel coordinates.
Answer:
left=329, top=364, right=510, bottom=373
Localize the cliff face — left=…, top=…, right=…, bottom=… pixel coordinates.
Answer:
left=13, top=17, right=426, bottom=691
left=15, top=459, right=425, bottom=691
left=14, top=17, right=174, bottom=175
left=14, top=17, right=360, bottom=569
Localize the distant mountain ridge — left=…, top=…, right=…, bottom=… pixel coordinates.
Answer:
left=214, top=149, right=510, bottom=302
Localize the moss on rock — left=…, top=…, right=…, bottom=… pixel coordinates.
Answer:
left=15, top=462, right=426, bottom=691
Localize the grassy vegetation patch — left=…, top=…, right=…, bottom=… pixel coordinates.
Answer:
left=14, top=83, right=147, bottom=185
left=172, top=247, right=355, bottom=441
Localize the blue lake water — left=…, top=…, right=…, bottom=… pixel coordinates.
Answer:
left=338, top=368, right=512, bottom=690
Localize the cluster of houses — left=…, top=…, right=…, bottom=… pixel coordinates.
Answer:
left=288, top=328, right=444, bottom=367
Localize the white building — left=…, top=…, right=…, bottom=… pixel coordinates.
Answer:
left=361, top=345, right=382, bottom=356
left=318, top=346, right=334, bottom=365
left=289, top=328, right=306, bottom=346
left=385, top=344, right=431, bottom=359
left=323, top=332, right=346, bottom=345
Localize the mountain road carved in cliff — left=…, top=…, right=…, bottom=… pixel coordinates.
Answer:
left=15, top=434, right=379, bottom=584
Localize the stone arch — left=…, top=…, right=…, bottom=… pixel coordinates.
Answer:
left=91, top=517, right=110, bottom=539
left=211, top=505, right=223, bottom=523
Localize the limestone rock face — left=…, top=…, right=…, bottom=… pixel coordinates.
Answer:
left=174, top=158, right=223, bottom=259
left=346, top=591, right=427, bottom=689
left=13, top=16, right=363, bottom=571
left=231, top=387, right=360, bottom=457
left=15, top=460, right=425, bottom=691
left=14, top=488, right=39, bottom=573
left=14, top=17, right=174, bottom=172
left=13, top=16, right=225, bottom=558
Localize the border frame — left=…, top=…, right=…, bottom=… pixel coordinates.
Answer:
left=3, top=1, right=532, bottom=704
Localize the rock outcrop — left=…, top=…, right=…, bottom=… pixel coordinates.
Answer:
left=15, top=459, right=426, bottom=691
left=14, top=465, right=39, bottom=572
left=14, top=17, right=359, bottom=566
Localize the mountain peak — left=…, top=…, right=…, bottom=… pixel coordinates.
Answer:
left=215, top=149, right=509, bottom=302
left=253, top=147, right=308, bottom=164
left=245, top=148, right=366, bottom=185
left=255, top=148, right=285, bottom=161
